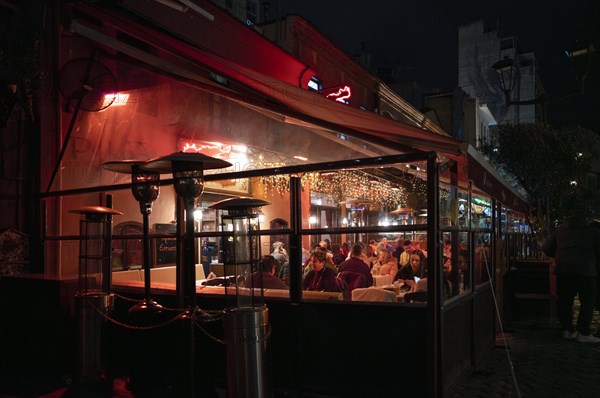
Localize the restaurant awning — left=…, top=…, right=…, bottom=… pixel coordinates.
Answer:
left=68, top=2, right=530, bottom=213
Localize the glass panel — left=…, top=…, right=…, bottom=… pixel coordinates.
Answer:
left=472, top=196, right=492, bottom=229
left=501, top=206, right=508, bottom=233
left=438, top=160, right=458, bottom=228
left=457, top=193, right=469, bottom=227
left=219, top=214, right=264, bottom=308
left=442, top=231, right=471, bottom=299
left=47, top=60, right=389, bottom=193
left=474, top=232, right=492, bottom=285
left=78, top=215, right=109, bottom=294
left=457, top=232, right=471, bottom=293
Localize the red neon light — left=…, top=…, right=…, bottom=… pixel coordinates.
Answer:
left=182, top=143, right=203, bottom=153
left=326, top=85, right=352, bottom=103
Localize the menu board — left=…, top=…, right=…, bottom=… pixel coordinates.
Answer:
left=153, top=223, right=177, bottom=266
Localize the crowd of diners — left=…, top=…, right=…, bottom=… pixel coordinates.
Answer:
left=243, top=236, right=474, bottom=301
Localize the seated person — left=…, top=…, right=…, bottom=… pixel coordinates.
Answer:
left=404, top=278, right=429, bottom=303
left=457, top=249, right=470, bottom=292
left=394, top=249, right=427, bottom=290
left=331, top=243, right=346, bottom=266
left=373, top=248, right=398, bottom=278
left=403, top=277, right=451, bottom=302
left=271, top=241, right=289, bottom=275
left=398, top=240, right=412, bottom=266
left=302, top=250, right=338, bottom=292
left=244, top=255, right=288, bottom=290
left=337, top=243, right=374, bottom=287
left=392, top=238, right=405, bottom=263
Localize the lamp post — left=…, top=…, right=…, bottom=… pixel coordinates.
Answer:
left=101, top=160, right=163, bottom=315
left=565, top=42, right=596, bottom=94
left=209, top=196, right=272, bottom=398
left=491, top=57, right=544, bottom=106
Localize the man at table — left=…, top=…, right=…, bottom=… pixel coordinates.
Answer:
left=245, top=255, right=289, bottom=290
left=337, top=243, right=374, bottom=287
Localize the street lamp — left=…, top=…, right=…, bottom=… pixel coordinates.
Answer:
left=565, top=42, right=596, bottom=94
left=491, top=57, right=544, bottom=106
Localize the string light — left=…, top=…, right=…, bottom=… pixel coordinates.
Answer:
left=259, top=169, right=415, bottom=207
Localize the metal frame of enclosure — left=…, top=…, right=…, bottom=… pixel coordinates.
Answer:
left=39, top=149, right=519, bottom=397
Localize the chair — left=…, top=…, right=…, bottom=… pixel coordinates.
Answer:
left=404, top=291, right=428, bottom=303
left=195, top=264, right=206, bottom=280
left=336, top=271, right=370, bottom=300
left=143, top=266, right=176, bottom=285
left=112, top=269, right=142, bottom=283
left=351, top=287, right=396, bottom=302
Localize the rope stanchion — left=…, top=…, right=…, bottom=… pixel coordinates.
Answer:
left=86, top=299, right=184, bottom=330
left=86, top=297, right=228, bottom=345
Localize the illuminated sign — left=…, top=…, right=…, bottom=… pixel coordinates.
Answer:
left=326, top=85, right=351, bottom=104
left=179, top=139, right=249, bottom=194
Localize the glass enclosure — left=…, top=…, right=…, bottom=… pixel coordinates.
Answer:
left=41, top=44, right=533, bottom=308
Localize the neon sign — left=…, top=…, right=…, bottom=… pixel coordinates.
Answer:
left=326, top=85, right=351, bottom=104
left=180, top=140, right=247, bottom=165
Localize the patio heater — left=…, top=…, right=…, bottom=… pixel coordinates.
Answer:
left=209, top=196, right=272, bottom=398
left=101, top=160, right=163, bottom=315
left=143, top=152, right=231, bottom=397
left=69, top=205, right=122, bottom=384
left=143, top=152, right=231, bottom=308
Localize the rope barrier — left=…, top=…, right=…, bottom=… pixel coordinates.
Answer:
left=86, top=299, right=186, bottom=331
left=85, top=298, right=227, bottom=343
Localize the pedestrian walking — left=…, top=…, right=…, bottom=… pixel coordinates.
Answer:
left=542, top=212, right=600, bottom=343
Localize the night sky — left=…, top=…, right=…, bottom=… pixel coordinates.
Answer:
left=276, top=0, right=600, bottom=131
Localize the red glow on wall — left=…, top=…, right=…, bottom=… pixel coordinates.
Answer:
left=326, top=86, right=351, bottom=103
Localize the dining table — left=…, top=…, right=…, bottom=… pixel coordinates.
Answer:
left=372, top=274, right=393, bottom=286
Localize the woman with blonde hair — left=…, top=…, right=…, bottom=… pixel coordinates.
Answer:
left=374, top=248, right=398, bottom=278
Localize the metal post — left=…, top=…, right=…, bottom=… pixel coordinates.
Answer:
left=425, top=153, right=441, bottom=398
left=223, top=305, right=271, bottom=398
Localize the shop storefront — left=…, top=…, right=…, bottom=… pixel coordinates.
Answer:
left=25, top=2, right=534, bottom=397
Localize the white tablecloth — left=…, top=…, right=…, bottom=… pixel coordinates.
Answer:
left=372, top=274, right=392, bottom=286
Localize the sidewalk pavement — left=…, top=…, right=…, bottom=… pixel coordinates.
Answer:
left=453, top=301, right=600, bottom=398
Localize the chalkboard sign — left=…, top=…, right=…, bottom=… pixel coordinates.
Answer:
left=153, top=223, right=177, bottom=266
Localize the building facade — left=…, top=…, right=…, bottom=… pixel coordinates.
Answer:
left=424, top=88, right=497, bottom=149
left=458, top=19, right=545, bottom=125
